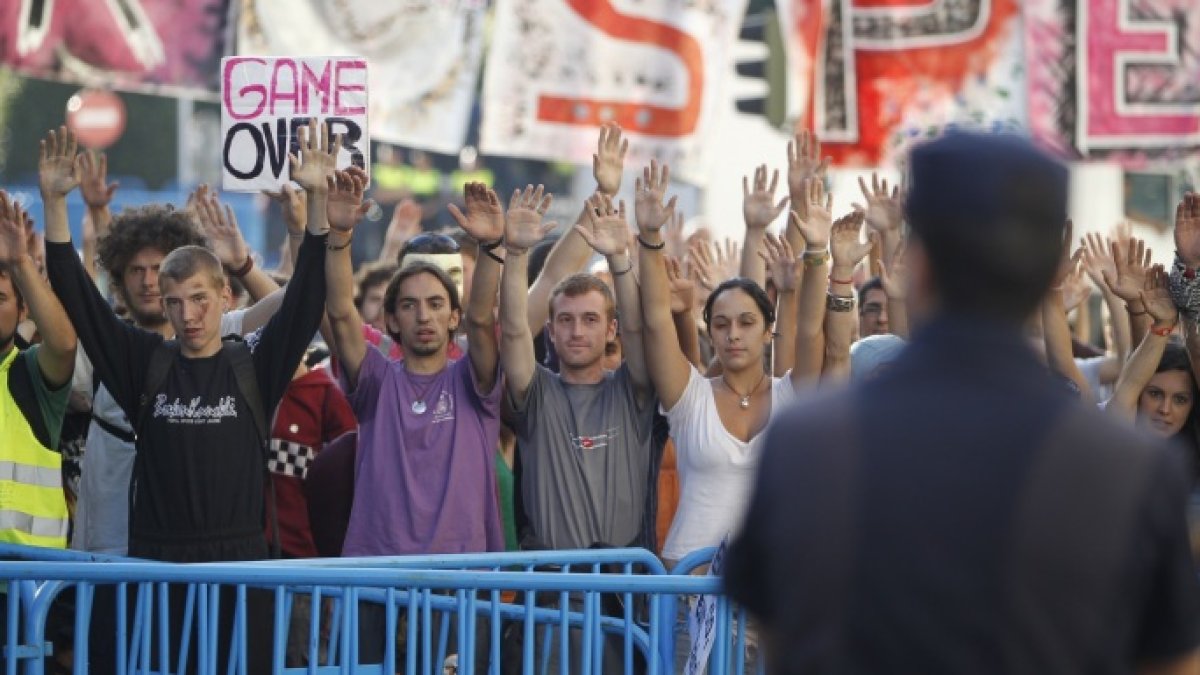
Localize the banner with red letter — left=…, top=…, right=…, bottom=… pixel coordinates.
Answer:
left=480, top=0, right=748, bottom=181
left=777, top=0, right=1027, bottom=167
left=237, top=0, right=485, bottom=155
left=220, top=56, right=370, bottom=192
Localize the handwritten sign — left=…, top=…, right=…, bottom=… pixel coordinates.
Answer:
left=220, top=56, right=370, bottom=192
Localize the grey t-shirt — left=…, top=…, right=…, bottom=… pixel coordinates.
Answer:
left=509, top=364, right=656, bottom=550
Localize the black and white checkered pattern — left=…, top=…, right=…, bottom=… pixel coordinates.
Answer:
left=268, top=439, right=315, bottom=478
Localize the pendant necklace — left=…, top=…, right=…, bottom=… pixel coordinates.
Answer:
left=722, top=371, right=768, bottom=410
left=407, top=371, right=438, bottom=415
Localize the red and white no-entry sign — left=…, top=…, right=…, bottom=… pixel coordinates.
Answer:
left=66, top=89, right=127, bottom=150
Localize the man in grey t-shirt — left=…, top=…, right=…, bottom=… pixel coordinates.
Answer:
left=499, top=193, right=656, bottom=551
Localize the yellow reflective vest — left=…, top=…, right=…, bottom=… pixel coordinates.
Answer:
left=0, top=348, right=68, bottom=548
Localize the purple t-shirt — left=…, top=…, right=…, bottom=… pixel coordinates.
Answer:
left=341, top=348, right=504, bottom=556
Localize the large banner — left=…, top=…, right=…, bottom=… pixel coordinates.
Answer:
left=777, top=0, right=1026, bottom=167
left=220, top=56, right=369, bottom=192
left=237, top=0, right=485, bottom=155
left=1025, top=0, right=1200, bottom=165
left=480, top=0, right=748, bottom=182
left=0, top=0, right=229, bottom=90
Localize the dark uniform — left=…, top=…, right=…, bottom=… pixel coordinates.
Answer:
left=726, top=317, right=1200, bottom=673
left=725, top=132, right=1200, bottom=674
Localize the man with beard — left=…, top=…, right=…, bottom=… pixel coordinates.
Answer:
left=325, top=173, right=506, bottom=664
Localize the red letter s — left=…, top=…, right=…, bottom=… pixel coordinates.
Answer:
left=536, top=0, right=705, bottom=137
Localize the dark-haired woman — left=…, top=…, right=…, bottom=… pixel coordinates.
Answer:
left=1108, top=266, right=1200, bottom=471
left=635, top=168, right=839, bottom=563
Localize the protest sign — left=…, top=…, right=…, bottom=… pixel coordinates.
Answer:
left=220, top=56, right=369, bottom=192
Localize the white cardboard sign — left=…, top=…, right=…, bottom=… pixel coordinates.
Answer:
left=220, top=56, right=370, bottom=192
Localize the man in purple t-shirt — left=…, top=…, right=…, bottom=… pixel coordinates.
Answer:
left=324, top=173, right=507, bottom=662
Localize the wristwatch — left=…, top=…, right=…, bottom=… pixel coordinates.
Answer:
left=826, top=293, right=855, bottom=313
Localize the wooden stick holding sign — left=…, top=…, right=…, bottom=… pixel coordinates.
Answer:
left=220, top=56, right=370, bottom=192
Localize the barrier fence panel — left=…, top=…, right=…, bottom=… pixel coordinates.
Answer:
left=0, top=555, right=764, bottom=675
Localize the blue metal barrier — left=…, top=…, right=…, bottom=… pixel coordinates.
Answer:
left=0, top=550, right=759, bottom=675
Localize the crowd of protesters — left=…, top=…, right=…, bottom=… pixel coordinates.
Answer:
left=0, top=118, right=1198, bottom=672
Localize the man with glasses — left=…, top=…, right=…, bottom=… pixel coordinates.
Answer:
left=858, top=277, right=891, bottom=336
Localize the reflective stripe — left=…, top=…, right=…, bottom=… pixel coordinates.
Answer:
left=0, top=461, right=61, bottom=489
left=0, top=510, right=68, bottom=538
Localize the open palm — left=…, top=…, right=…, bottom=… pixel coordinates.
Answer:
left=289, top=120, right=341, bottom=192
left=448, top=182, right=505, bottom=243
left=0, top=193, right=28, bottom=265
left=742, top=165, right=788, bottom=231
left=829, top=212, right=873, bottom=269
left=791, top=177, right=833, bottom=248
left=1175, top=193, right=1200, bottom=268
left=505, top=185, right=554, bottom=253
left=38, top=128, right=80, bottom=198
left=634, top=159, right=676, bottom=234
left=578, top=194, right=629, bottom=257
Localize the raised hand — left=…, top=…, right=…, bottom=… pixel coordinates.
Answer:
left=688, top=240, right=717, bottom=293
left=829, top=211, right=874, bottom=271
left=664, top=211, right=687, bottom=258
left=78, top=150, right=118, bottom=208
left=577, top=193, right=630, bottom=257
left=326, top=167, right=372, bottom=233
left=193, top=188, right=250, bottom=269
left=0, top=192, right=30, bottom=266
left=665, top=256, right=696, bottom=314
left=715, top=238, right=741, bottom=282
left=38, top=127, right=80, bottom=199
left=1080, top=232, right=1115, bottom=293
left=758, top=233, right=800, bottom=293
left=789, top=177, right=833, bottom=249
left=1175, top=192, right=1200, bottom=268
left=1103, top=237, right=1153, bottom=304
left=634, top=159, right=678, bottom=234
left=1060, top=249, right=1090, bottom=313
left=384, top=199, right=423, bottom=252
left=876, top=256, right=906, bottom=301
left=787, top=130, right=830, bottom=222
left=504, top=184, right=555, bottom=254
left=1140, top=265, right=1178, bottom=329
left=853, top=172, right=903, bottom=235
left=264, top=184, right=307, bottom=237
left=288, top=119, right=341, bottom=193
left=1051, top=219, right=1077, bottom=287
left=448, top=182, right=505, bottom=244
left=593, top=122, right=628, bottom=196
left=742, top=165, right=789, bottom=232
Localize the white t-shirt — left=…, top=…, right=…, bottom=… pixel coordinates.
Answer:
left=660, top=367, right=796, bottom=561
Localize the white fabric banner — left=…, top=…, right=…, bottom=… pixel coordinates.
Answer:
left=480, top=0, right=748, bottom=183
left=237, top=0, right=485, bottom=155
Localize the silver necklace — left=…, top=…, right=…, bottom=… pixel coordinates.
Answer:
left=722, top=371, right=767, bottom=409
left=407, top=370, right=439, bottom=415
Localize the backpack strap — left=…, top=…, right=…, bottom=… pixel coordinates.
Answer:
left=7, top=351, right=53, bottom=450
left=222, top=340, right=268, bottom=446
left=222, top=339, right=281, bottom=558
left=135, top=341, right=180, bottom=442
